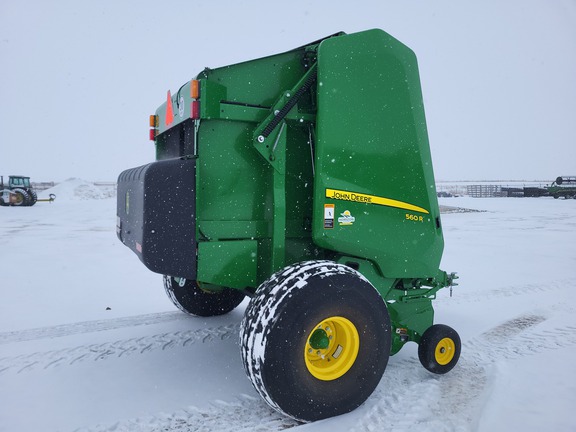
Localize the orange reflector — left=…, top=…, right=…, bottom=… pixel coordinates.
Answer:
left=191, top=80, right=200, bottom=99
left=149, top=115, right=157, bottom=128
left=191, top=101, right=200, bottom=119
left=165, top=90, right=174, bottom=125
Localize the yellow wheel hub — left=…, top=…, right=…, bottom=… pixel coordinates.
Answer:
left=435, top=337, right=456, bottom=365
left=304, top=316, right=359, bottom=381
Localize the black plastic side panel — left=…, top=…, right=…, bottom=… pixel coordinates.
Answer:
left=117, top=158, right=196, bottom=279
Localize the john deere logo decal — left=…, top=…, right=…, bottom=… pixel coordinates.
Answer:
left=338, top=210, right=355, bottom=226
left=326, top=188, right=429, bottom=214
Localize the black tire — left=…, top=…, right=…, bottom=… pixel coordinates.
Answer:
left=418, top=324, right=461, bottom=374
left=28, top=189, right=38, bottom=206
left=240, top=260, right=391, bottom=422
left=163, top=276, right=245, bottom=317
left=12, top=188, right=29, bottom=206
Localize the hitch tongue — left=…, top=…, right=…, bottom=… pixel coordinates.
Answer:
left=36, top=193, right=56, bottom=203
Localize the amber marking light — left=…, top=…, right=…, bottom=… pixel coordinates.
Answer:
left=191, top=80, right=200, bottom=99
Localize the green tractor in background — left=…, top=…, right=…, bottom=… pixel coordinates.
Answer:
left=117, top=29, right=461, bottom=422
left=0, top=175, right=55, bottom=206
left=547, top=176, right=576, bottom=199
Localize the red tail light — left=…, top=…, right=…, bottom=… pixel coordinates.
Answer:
left=191, top=101, right=200, bottom=119
left=149, top=115, right=157, bottom=141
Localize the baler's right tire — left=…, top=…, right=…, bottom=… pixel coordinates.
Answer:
left=12, top=189, right=29, bottom=206
left=163, top=276, right=245, bottom=317
left=240, top=260, right=391, bottom=422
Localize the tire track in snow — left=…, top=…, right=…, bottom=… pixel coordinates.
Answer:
left=348, top=356, right=479, bottom=432
left=0, top=323, right=240, bottom=376
left=3, top=278, right=568, bottom=345
left=72, top=394, right=300, bottom=432
left=65, top=311, right=576, bottom=432
left=4, top=280, right=574, bottom=431
left=352, top=309, right=576, bottom=432
left=466, top=315, right=576, bottom=361
left=0, top=311, right=189, bottom=345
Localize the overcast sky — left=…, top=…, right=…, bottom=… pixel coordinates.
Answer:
left=1, top=0, right=575, bottom=182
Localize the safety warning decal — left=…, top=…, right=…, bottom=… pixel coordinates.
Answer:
left=324, top=204, right=334, bottom=229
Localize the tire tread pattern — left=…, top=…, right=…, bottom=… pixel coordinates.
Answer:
left=240, top=260, right=383, bottom=421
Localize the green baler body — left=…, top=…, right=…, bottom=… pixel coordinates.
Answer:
left=117, top=29, right=452, bottom=353
left=313, top=31, right=443, bottom=278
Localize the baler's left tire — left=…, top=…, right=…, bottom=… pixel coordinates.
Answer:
left=240, top=260, right=391, bottom=422
left=163, top=276, right=245, bottom=317
left=418, top=324, right=461, bottom=374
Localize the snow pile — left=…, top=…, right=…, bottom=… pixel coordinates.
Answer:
left=41, top=178, right=116, bottom=201
left=439, top=204, right=484, bottom=214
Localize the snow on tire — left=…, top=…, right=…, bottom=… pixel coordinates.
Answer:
left=240, top=260, right=391, bottom=422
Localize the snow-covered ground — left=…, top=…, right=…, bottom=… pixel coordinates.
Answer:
left=1, top=182, right=575, bottom=432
